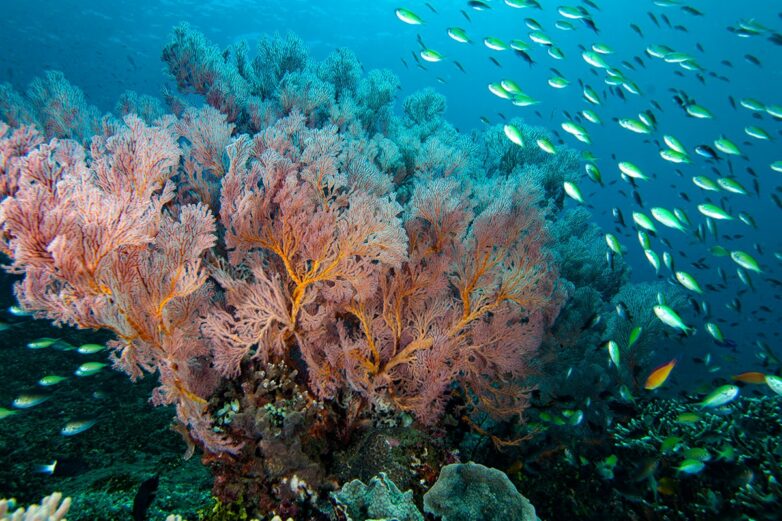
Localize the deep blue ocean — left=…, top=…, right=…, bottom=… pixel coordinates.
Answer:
left=0, top=1, right=780, bottom=519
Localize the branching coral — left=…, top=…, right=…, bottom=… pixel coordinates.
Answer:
left=402, top=87, right=446, bottom=130
left=610, top=396, right=782, bottom=519
left=115, top=90, right=167, bottom=124
left=0, top=71, right=101, bottom=141
left=176, top=105, right=235, bottom=208
left=0, top=118, right=233, bottom=453
left=317, top=48, right=362, bottom=101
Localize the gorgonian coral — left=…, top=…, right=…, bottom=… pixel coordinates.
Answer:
left=0, top=25, right=571, bottom=512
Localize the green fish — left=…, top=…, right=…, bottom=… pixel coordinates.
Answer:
left=606, top=340, right=620, bottom=367
left=675, top=271, right=703, bottom=294
left=766, top=375, right=782, bottom=396
left=708, top=245, right=730, bottom=257
left=619, top=161, right=649, bottom=181
left=548, top=46, right=565, bottom=60
left=686, top=104, right=712, bottom=119
left=511, top=93, right=540, bottom=106
left=632, top=212, right=657, bottom=232
left=673, top=208, right=691, bottom=226
left=705, top=322, right=725, bottom=343
left=677, top=459, right=705, bottom=474
left=651, top=207, right=686, bottom=232
left=605, top=233, right=623, bottom=255
left=621, top=80, right=641, bottom=96
left=395, top=8, right=423, bottom=25
left=697, top=203, right=733, bottom=220
left=676, top=412, right=701, bottom=424
left=692, top=176, right=721, bottom=192
left=730, top=251, right=761, bottom=272
left=582, top=50, right=609, bottom=68
left=660, top=435, right=682, bottom=452
left=75, top=362, right=108, bottom=377
left=644, top=249, right=660, bottom=273
left=562, top=121, right=590, bottom=143
left=716, top=177, right=747, bottom=195
left=565, top=409, right=584, bottom=426
left=592, top=43, right=613, bottom=54
left=700, top=384, right=739, bottom=408
left=745, top=125, right=770, bottom=140
left=653, top=305, right=693, bottom=334
left=740, top=98, right=765, bottom=111
left=563, top=181, right=585, bottom=204
left=628, top=326, right=643, bottom=348
left=420, top=49, right=444, bottom=63
left=582, top=85, right=601, bottom=104
left=638, top=231, right=651, bottom=249
left=528, top=30, right=553, bottom=46
left=664, top=135, right=687, bottom=154
left=714, top=136, right=741, bottom=156
left=646, top=44, right=673, bottom=58
left=683, top=447, right=711, bottom=462
left=558, top=5, right=586, bottom=18
left=660, top=149, right=690, bottom=164
left=581, top=109, right=602, bottom=124
left=447, top=27, right=470, bottom=43
left=77, top=343, right=106, bottom=355
left=61, top=419, right=97, bottom=437
left=766, top=104, right=782, bottom=119
left=38, top=375, right=68, bottom=387
left=509, top=39, right=531, bottom=52
left=484, top=36, right=509, bottom=51
left=585, top=163, right=603, bottom=185
left=0, top=407, right=19, bottom=420
left=12, top=394, right=51, bottom=409
left=536, top=138, right=556, bottom=154
left=619, top=385, right=634, bottom=402
left=664, top=51, right=693, bottom=63
left=8, top=305, right=32, bottom=317
left=716, top=445, right=736, bottom=462
left=619, top=118, right=651, bottom=134
left=503, top=124, right=524, bottom=146
left=489, top=83, right=511, bottom=99
left=548, top=76, right=570, bottom=89
left=638, top=111, right=655, bottom=128
left=555, top=20, right=576, bottom=31
left=26, top=338, right=60, bottom=349
left=500, top=79, right=523, bottom=94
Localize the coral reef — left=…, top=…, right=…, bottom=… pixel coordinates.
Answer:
left=0, top=13, right=770, bottom=521
left=204, top=361, right=328, bottom=516
left=0, top=25, right=572, bottom=516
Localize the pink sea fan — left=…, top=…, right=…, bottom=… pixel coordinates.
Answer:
left=0, top=115, right=237, bottom=454
left=1, top=97, right=563, bottom=452
left=205, top=112, right=408, bottom=384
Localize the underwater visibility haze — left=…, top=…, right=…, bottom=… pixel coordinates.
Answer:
left=0, top=0, right=781, bottom=519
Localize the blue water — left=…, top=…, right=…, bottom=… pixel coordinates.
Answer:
left=2, top=3, right=780, bottom=352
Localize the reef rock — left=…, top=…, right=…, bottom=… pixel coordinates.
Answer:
left=332, top=472, right=423, bottom=521
left=423, top=462, right=537, bottom=521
